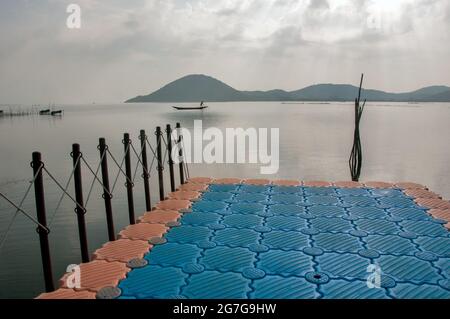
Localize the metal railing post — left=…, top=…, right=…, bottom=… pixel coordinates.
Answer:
left=71, top=144, right=89, bottom=262
left=140, top=130, right=151, bottom=211
left=98, top=138, right=115, bottom=241
left=123, top=133, right=135, bottom=224
left=176, top=122, right=185, bottom=185
left=166, top=124, right=176, bottom=192
left=31, top=152, right=55, bottom=292
left=155, top=127, right=165, bottom=201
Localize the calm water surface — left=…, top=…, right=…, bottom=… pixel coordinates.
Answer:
left=1, top=102, right=450, bottom=298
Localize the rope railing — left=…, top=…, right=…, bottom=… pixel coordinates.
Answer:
left=0, top=122, right=189, bottom=293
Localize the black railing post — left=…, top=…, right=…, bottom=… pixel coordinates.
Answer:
left=155, top=127, right=165, bottom=201
left=123, top=133, right=135, bottom=224
left=140, top=130, right=151, bottom=211
left=31, top=152, right=55, bottom=292
left=176, top=123, right=185, bottom=185
left=98, top=138, right=115, bottom=241
left=71, top=144, right=89, bottom=263
left=166, top=124, right=176, bottom=192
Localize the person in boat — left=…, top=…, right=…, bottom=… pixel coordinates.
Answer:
left=200, top=101, right=204, bottom=106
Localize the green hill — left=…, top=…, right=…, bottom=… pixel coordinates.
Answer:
left=125, top=74, right=450, bottom=103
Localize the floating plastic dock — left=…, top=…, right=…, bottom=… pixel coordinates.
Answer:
left=37, top=178, right=450, bottom=299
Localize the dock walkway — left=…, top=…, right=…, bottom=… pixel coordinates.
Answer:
left=37, top=178, right=450, bottom=299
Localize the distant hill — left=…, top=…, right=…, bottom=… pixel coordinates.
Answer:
left=125, top=74, right=450, bottom=102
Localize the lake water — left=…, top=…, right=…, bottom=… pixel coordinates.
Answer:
left=1, top=101, right=450, bottom=298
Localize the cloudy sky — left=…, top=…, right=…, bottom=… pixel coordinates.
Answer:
left=0, top=0, right=449, bottom=104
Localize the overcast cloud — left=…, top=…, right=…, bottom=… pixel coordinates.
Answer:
left=0, top=0, right=449, bottom=104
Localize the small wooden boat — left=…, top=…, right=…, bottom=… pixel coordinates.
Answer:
left=51, top=110, right=63, bottom=116
left=172, top=105, right=208, bottom=110
left=39, top=109, right=51, bottom=115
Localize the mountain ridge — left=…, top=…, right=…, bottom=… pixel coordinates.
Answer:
left=125, top=74, right=450, bottom=103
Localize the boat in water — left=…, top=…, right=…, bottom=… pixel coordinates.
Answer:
left=172, top=101, right=208, bottom=110
left=51, top=110, right=63, bottom=116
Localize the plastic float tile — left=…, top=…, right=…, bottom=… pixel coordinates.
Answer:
left=270, top=186, right=303, bottom=194
left=415, top=236, right=450, bottom=257
left=388, top=207, right=432, bottom=221
left=336, top=188, right=370, bottom=197
left=214, top=228, right=260, bottom=248
left=272, top=180, right=301, bottom=186
left=377, top=255, right=443, bottom=284
left=310, top=217, right=353, bottom=233
left=240, top=185, right=270, bottom=194
left=257, top=250, right=313, bottom=276
left=182, top=271, right=251, bottom=299
left=265, top=216, right=307, bottom=231
left=93, top=239, right=151, bottom=262
left=119, top=223, right=168, bottom=240
left=404, top=189, right=440, bottom=199
left=320, top=280, right=389, bottom=299
left=201, top=246, right=256, bottom=272
left=391, top=283, right=450, bottom=299
left=208, top=184, right=239, bottom=192
left=168, top=191, right=201, bottom=200
left=261, top=231, right=308, bottom=250
left=377, top=197, right=416, bottom=208
left=192, top=200, right=228, bottom=213
left=165, top=225, right=213, bottom=244
left=60, top=260, right=130, bottom=292
left=270, top=194, right=304, bottom=204
left=138, top=210, right=181, bottom=224
left=188, top=177, right=214, bottom=184
left=146, top=243, right=201, bottom=267
left=364, top=181, right=395, bottom=188
left=156, top=199, right=192, bottom=211
left=181, top=212, right=222, bottom=226
left=243, top=179, right=271, bottom=185
left=303, top=187, right=336, bottom=196
left=303, top=181, right=332, bottom=187
left=400, top=220, right=448, bottom=237
left=234, top=193, right=269, bottom=203
left=222, top=214, right=264, bottom=229
left=229, top=203, right=265, bottom=215
left=436, top=259, right=450, bottom=278
left=250, top=276, right=317, bottom=299
left=201, top=192, right=235, bottom=202
left=370, top=188, right=405, bottom=198
left=429, top=209, right=450, bottom=222
left=212, top=178, right=242, bottom=185
left=36, top=289, right=96, bottom=299
left=354, top=218, right=400, bottom=235
left=316, top=253, right=370, bottom=280
left=365, top=235, right=417, bottom=255
left=308, top=206, right=347, bottom=217
left=333, top=181, right=364, bottom=188
left=268, top=204, right=307, bottom=216
left=178, top=183, right=208, bottom=192
left=415, top=198, right=450, bottom=210
left=395, top=182, right=427, bottom=189
left=305, top=195, right=340, bottom=206
left=313, top=233, right=362, bottom=253
left=119, top=265, right=187, bottom=299
left=346, top=206, right=386, bottom=219
left=341, top=196, right=378, bottom=207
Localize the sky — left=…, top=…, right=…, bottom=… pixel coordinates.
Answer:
left=0, top=0, right=449, bottom=104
